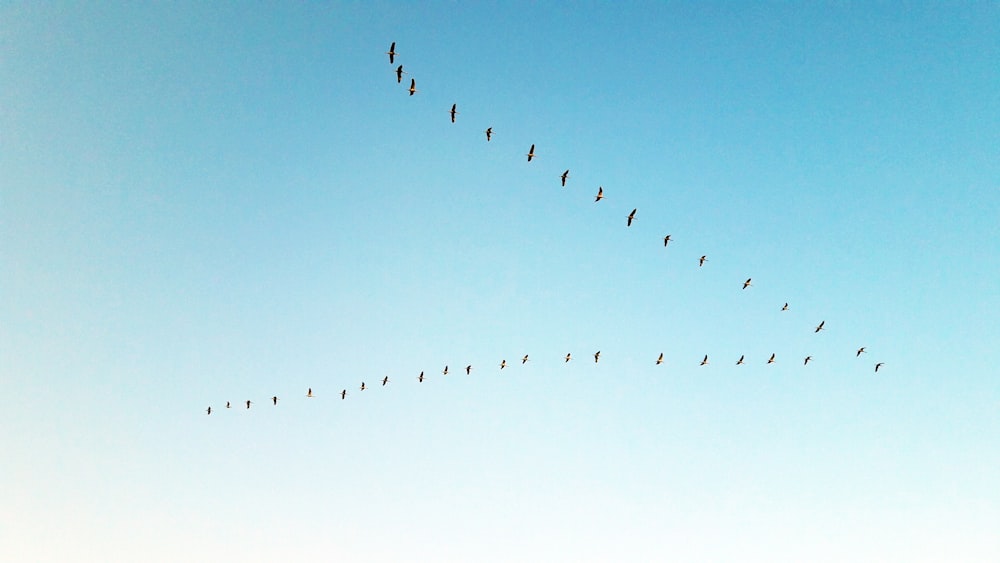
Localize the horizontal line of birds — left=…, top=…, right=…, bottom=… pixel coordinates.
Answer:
left=206, top=346, right=886, bottom=415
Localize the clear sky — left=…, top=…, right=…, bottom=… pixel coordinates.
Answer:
left=2, top=2, right=998, bottom=561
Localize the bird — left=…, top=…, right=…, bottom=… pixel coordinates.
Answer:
left=500, top=359, right=507, bottom=370
left=360, top=382, right=367, bottom=391
left=781, top=302, right=789, bottom=311
left=449, top=103, right=458, bottom=123
left=386, top=42, right=397, bottom=64
left=226, top=401, right=231, bottom=409
left=743, top=278, right=753, bottom=290
left=526, top=144, right=536, bottom=162
left=856, top=347, right=867, bottom=357
left=594, top=186, right=604, bottom=202
left=560, top=170, right=570, bottom=187
left=271, top=396, right=278, bottom=405
left=522, top=354, right=530, bottom=364
left=875, top=362, right=885, bottom=373
left=737, top=355, right=745, bottom=365
left=663, top=235, right=672, bottom=247
left=484, top=127, right=493, bottom=142
left=307, top=388, right=314, bottom=398
left=767, top=353, right=775, bottom=364
left=627, top=208, right=637, bottom=227
left=418, top=371, right=425, bottom=382
left=700, top=355, right=709, bottom=366
left=408, top=78, right=417, bottom=96
left=699, top=255, right=708, bottom=267
left=465, top=364, right=472, bottom=375
left=340, top=389, right=347, bottom=400
left=815, top=320, right=826, bottom=333
left=395, top=64, right=406, bottom=83
left=206, top=406, right=212, bottom=415
left=804, top=356, right=813, bottom=365
left=656, top=352, right=664, bottom=365
left=442, top=365, right=449, bottom=376
left=381, top=376, right=389, bottom=386
left=594, top=350, right=601, bottom=363
left=565, top=353, right=572, bottom=363
left=245, top=400, right=252, bottom=409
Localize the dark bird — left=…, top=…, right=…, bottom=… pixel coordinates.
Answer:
left=815, top=320, right=826, bottom=333
left=565, top=353, right=572, bottom=363
left=443, top=365, right=449, bottom=376
left=875, top=362, right=885, bottom=373
left=656, top=352, right=664, bottom=365
left=360, top=382, right=367, bottom=391
left=767, top=353, right=776, bottom=364
left=408, top=77, right=418, bottom=96
left=522, top=354, right=530, bottom=364
left=382, top=376, right=389, bottom=386
left=781, top=302, right=789, bottom=311
left=449, top=103, right=458, bottom=123
left=594, top=350, right=601, bottom=364
left=206, top=406, right=212, bottom=415
left=500, top=359, right=507, bottom=370
left=395, top=64, right=406, bottom=83
left=560, top=170, right=570, bottom=187
left=699, top=255, right=708, bottom=267
left=465, top=364, right=472, bottom=375
left=594, top=186, right=604, bottom=202
left=526, top=144, right=536, bottom=162
left=386, top=42, right=397, bottom=64
left=627, top=208, right=637, bottom=227
left=271, top=396, right=278, bottom=405
left=418, top=371, right=425, bottom=382
left=246, top=400, right=252, bottom=409
left=340, top=389, right=347, bottom=400
left=804, top=356, right=813, bottom=365
left=485, top=127, right=493, bottom=141
left=226, top=401, right=231, bottom=409
left=307, top=388, right=314, bottom=398
left=856, top=347, right=867, bottom=357
left=743, top=278, right=753, bottom=290
left=737, top=355, right=745, bottom=365
left=700, top=355, right=709, bottom=366
left=663, top=235, right=672, bottom=247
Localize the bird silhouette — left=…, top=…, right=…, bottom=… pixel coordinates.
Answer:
left=408, top=78, right=417, bottom=96
left=206, top=406, right=212, bottom=415
left=395, top=64, right=406, bottom=83
left=560, top=170, right=570, bottom=187
left=565, top=353, right=572, bottom=363
left=781, top=302, right=789, bottom=311
left=594, top=350, right=601, bottom=363
left=465, top=365, right=472, bottom=375
left=449, top=103, right=458, bottom=123
left=360, top=382, right=367, bottom=391
left=737, top=355, right=745, bottom=365
left=386, top=42, right=397, bottom=64
left=340, top=389, right=347, bottom=400
left=526, top=144, right=536, bottom=162
left=699, top=255, right=708, bottom=267
left=656, top=352, right=664, bottom=365
left=743, top=278, right=753, bottom=290
left=418, top=371, right=425, bottom=383
left=767, top=353, right=776, bottom=364
left=443, top=365, right=449, bottom=376
left=307, top=388, right=314, bottom=398
left=522, top=354, right=530, bottom=364
left=627, top=208, right=636, bottom=227
left=271, top=396, right=278, bottom=405
left=500, top=359, right=507, bottom=370
left=663, top=235, right=672, bottom=247
left=815, top=321, right=826, bottom=333
left=700, top=355, right=709, bottom=366
left=875, top=362, right=885, bottom=373
left=484, top=127, right=493, bottom=141
left=226, top=401, right=231, bottom=409
left=246, top=400, right=252, bottom=409
left=804, top=356, right=813, bottom=365
left=594, top=186, right=604, bottom=202
left=382, top=376, right=389, bottom=386
left=856, top=347, right=867, bottom=357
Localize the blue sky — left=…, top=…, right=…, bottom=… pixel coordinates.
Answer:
left=2, top=2, right=998, bottom=561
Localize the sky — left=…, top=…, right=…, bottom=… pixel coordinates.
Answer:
left=2, top=2, right=998, bottom=561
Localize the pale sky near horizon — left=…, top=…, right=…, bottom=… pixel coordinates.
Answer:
left=2, top=2, right=998, bottom=562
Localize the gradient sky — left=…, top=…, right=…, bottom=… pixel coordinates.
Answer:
left=2, top=2, right=998, bottom=562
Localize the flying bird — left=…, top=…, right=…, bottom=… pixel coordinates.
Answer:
left=395, top=64, right=406, bottom=83
left=307, top=388, right=314, bottom=398
left=699, top=255, right=708, bottom=267
left=804, top=356, right=813, bottom=365
left=408, top=78, right=417, bottom=96
left=526, top=144, right=536, bottom=162
left=663, top=235, right=672, bottom=247
left=856, top=347, right=867, bottom=357
left=767, top=353, right=775, bottom=364
left=656, top=353, right=664, bottom=365
left=418, top=371, right=425, bottom=382
left=743, top=278, right=753, bottom=289
left=484, top=127, right=493, bottom=142
left=500, top=359, right=507, bottom=370
left=465, top=365, right=472, bottom=375
left=386, top=42, right=397, bottom=64
left=565, top=353, right=572, bottom=363
left=246, top=400, right=252, bottom=409
left=875, top=362, right=885, bottom=373
left=560, top=170, right=570, bottom=187
left=442, top=365, right=449, bottom=376
left=594, top=186, right=604, bottom=202
left=594, top=351, right=601, bottom=363
left=522, top=354, right=530, bottom=364
left=815, top=320, right=826, bottom=333
left=700, top=355, right=709, bottom=366
left=226, top=401, right=231, bottom=409
left=781, top=302, right=789, bottom=311
left=737, top=355, right=745, bottom=365
left=206, top=406, right=212, bottom=415
left=360, top=382, right=367, bottom=391
left=271, top=396, right=278, bottom=405
left=340, top=389, right=347, bottom=400
left=449, top=103, right=458, bottom=123
left=382, top=376, right=389, bottom=386
left=627, top=208, right=637, bottom=227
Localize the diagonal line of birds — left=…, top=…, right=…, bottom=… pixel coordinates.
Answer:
left=203, top=41, right=888, bottom=415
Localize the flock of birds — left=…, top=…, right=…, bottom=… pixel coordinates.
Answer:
left=204, top=41, right=887, bottom=415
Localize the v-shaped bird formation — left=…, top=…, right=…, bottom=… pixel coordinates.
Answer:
left=203, top=41, right=888, bottom=416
